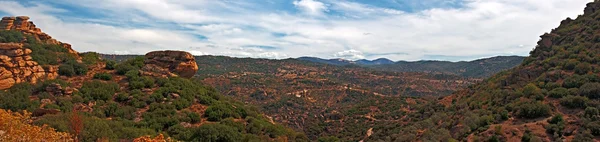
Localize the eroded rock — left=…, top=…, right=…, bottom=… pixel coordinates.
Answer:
left=0, top=43, right=57, bottom=89
left=140, top=50, right=198, bottom=78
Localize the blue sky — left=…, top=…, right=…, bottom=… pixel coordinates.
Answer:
left=0, top=0, right=592, bottom=61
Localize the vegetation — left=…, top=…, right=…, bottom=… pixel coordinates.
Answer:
left=0, top=109, right=72, bottom=141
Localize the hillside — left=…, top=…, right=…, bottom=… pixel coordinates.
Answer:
left=192, top=55, right=481, bottom=140
left=361, top=1, right=600, bottom=141
left=371, top=56, right=525, bottom=78
left=0, top=16, right=306, bottom=141
left=299, top=56, right=524, bottom=78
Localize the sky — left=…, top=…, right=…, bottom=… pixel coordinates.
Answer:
left=0, top=0, right=592, bottom=61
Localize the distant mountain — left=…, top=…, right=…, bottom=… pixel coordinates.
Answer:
left=373, top=56, right=525, bottom=78
left=297, top=56, right=525, bottom=78
left=355, top=58, right=395, bottom=65
left=297, top=57, right=395, bottom=66
left=296, top=57, right=355, bottom=66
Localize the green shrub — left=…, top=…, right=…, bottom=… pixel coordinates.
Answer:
left=205, top=103, right=241, bottom=121
left=560, top=95, right=589, bottom=109
left=80, top=80, right=119, bottom=101
left=81, top=52, right=101, bottom=65
left=563, top=75, right=589, bottom=88
left=0, top=30, right=24, bottom=42
left=0, top=83, right=37, bottom=111
left=549, top=87, right=569, bottom=98
left=58, top=64, right=75, bottom=77
left=93, top=73, right=112, bottom=80
left=580, top=83, right=600, bottom=99
left=191, top=123, right=242, bottom=142
left=575, top=62, right=592, bottom=75
left=105, top=60, right=116, bottom=70
left=514, top=101, right=551, bottom=119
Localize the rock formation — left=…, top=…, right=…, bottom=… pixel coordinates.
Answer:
left=0, top=16, right=78, bottom=56
left=140, top=50, right=198, bottom=78
left=0, top=43, right=57, bottom=89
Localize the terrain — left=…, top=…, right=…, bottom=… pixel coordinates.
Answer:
left=0, top=16, right=306, bottom=141
left=2, top=0, right=600, bottom=141
left=299, top=56, right=525, bottom=78
left=364, top=1, right=600, bottom=141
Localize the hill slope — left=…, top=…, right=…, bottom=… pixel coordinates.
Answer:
left=363, top=1, right=600, bottom=141
left=0, top=16, right=305, bottom=141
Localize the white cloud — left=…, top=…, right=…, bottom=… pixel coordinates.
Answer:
left=293, top=0, right=328, bottom=16
left=334, top=49, right=365, bottom=60
left=0, top=0, right=593, bottom=61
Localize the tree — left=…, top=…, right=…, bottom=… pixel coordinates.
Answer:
left=575, top=62, right=592, bottom=75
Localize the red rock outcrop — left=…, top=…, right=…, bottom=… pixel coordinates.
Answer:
left=140, top=50, right=198, bottom=78
left=0, top=16, right=78, bottom=56
left=0, top=43, right=57, bottom=89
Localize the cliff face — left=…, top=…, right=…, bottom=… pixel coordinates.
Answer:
left=0, top=16, right=71, bottom=89
left=0, top=16, right=78, bottom=56
left=0, top=43, right=57, bottom=89
left=141, top=50, right=198, bottom=78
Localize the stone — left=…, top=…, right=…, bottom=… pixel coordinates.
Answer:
left=45, top=83, right=63, bottom=96
left=140, top=50, right=198, bottom=78
left=0, top=43, right=56, bottom=90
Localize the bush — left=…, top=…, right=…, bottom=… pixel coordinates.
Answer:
left=549, top=87, right=569, bottom=98
left=80, top=81, right=119, bottom=101
left=93, top=73, right=112, bottom=81
left=545, top=115, right=565, bottom=137
left=81, top=52, right=101, bottom=65
left=523, top=83, right=542, bottom=97
left=580, top=83, right=600, bottom=99
left=58, top=64, right=76, bottom=77
left=560, top=95, right=589, bottom=109
left=0, top=83, right=36, bottom=111
left=205, top=103, right=240, bottom=121
left=563, top=75, right=589, bottom=88
left=105, top=60, right=116, bottom=70
left=514, top=101, right=551, bottom=119
left=59, top=61, right=88, bottom=76
left=191, top=123, right=242, bottom=142
left=575, top=62, right=592, bottom=75
left=0, top=30, right=24, bottom=42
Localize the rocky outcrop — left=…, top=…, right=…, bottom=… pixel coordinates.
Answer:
left=140, top=50, right=198, bottom=78
left=0, top=43, right=57, bottom=89
left=0, top=16, right=78, bottom=56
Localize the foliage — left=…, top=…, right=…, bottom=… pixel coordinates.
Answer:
left=0, top=30, right=24, bottom=42
left=79, top=80, right=119, bottom=101
left=0, top=83, right=37, bottom=111
left=560, top=95, right=589, bottom=109
left=514, top=101, right=550, bottom=119
left=579, top=83, right=600, bottom=99
left=0, top=109, right=72, bottom=141
left=93, top=73, right=112, bottom=81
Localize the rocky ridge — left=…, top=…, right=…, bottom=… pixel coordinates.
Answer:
left=0, top=16, right=78, bottom=56
left=140, top=50, right=198, bottom=78
left=0, top=43, right=57, bottom=89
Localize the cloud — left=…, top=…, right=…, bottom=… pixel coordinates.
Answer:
left=334, top=49, right=365, bottom=60
left=0, top=0, right=593, bottom=61
left=293, top=0, right=328, bottom=16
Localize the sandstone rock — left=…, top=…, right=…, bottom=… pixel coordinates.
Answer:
left=0, top=43, right=57, bottom=90
left=140, top=50, right=198, bottom=78
left=45, top=83, right=63, bottom=96
left=0, top=16, right=79, bottom=57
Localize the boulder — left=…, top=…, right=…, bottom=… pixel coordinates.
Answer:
left=140, top=50, right=198, bottom=78
left=0, top=43, right=57, bottom=90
